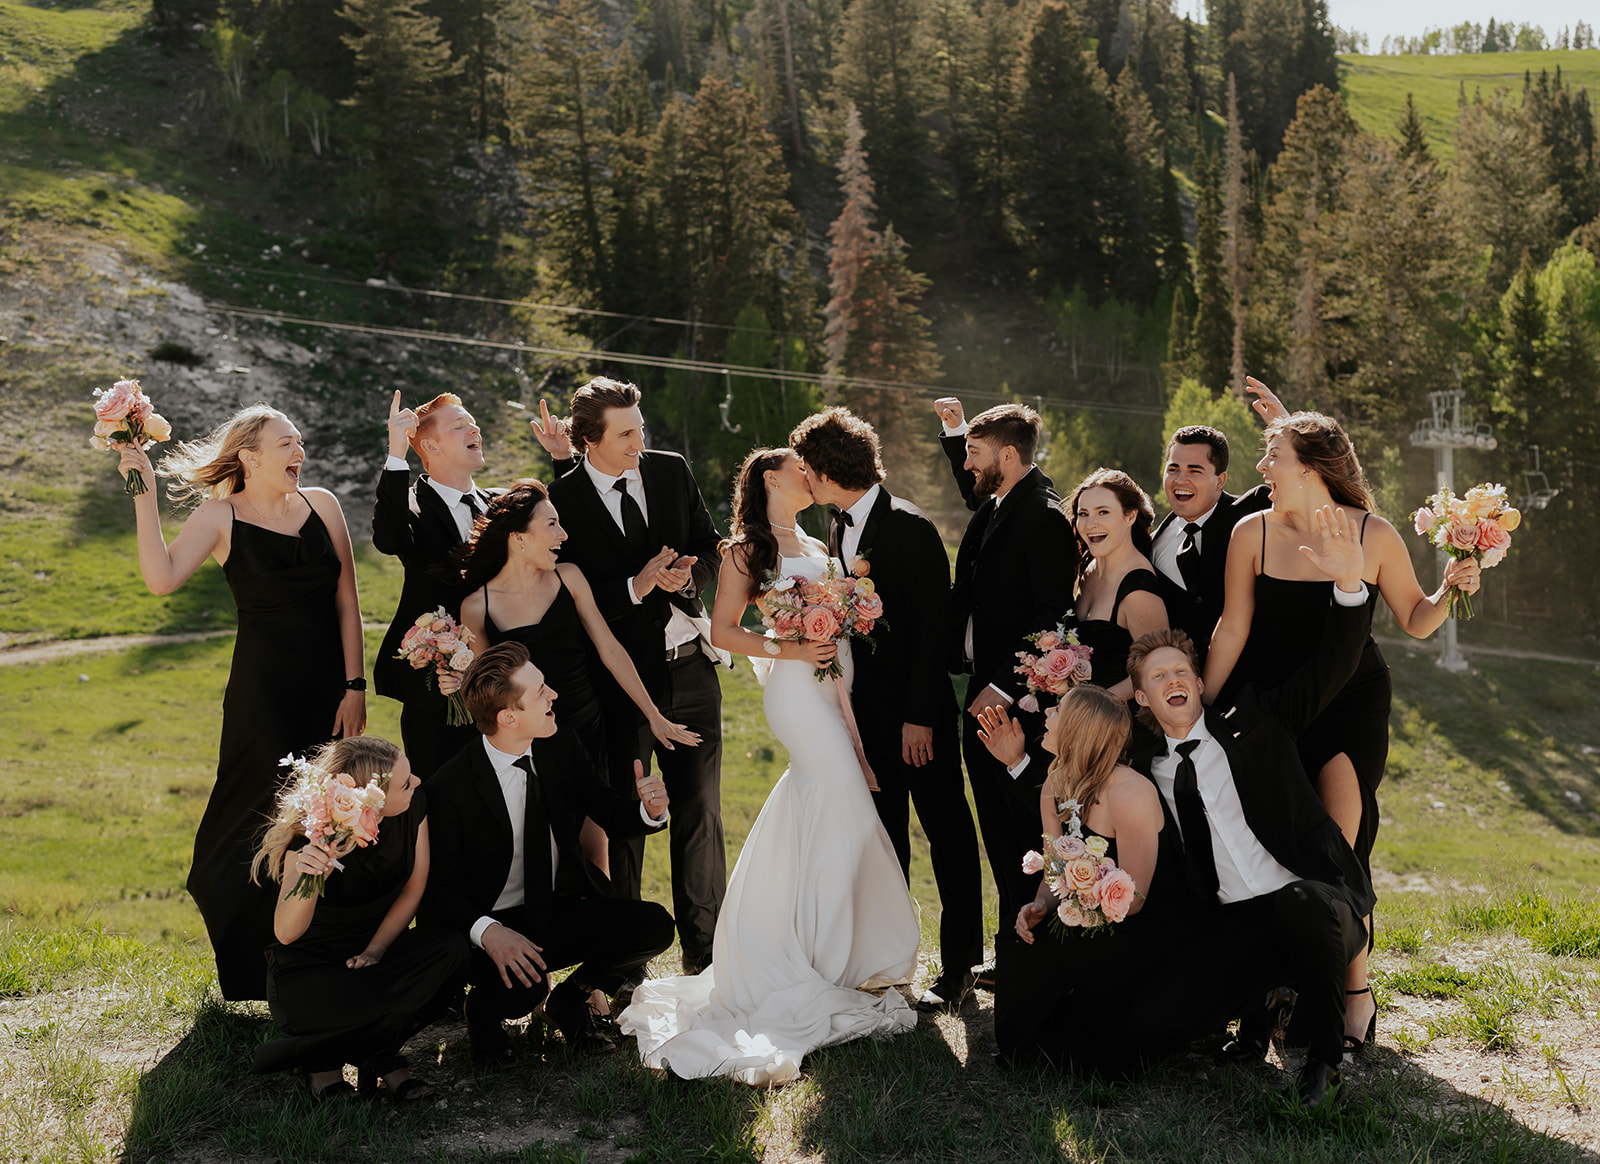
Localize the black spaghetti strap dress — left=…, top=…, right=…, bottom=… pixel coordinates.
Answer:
left=253, top=790, right=469, bottom=1078
left=1065, top=567, right=1165, bottom=750
left=190, top=502, right=346, bottom=1001
left=1223, top=513, right=1390, bottom=880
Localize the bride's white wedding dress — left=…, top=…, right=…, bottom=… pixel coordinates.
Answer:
left=618, top=554, right=920, bottom=1085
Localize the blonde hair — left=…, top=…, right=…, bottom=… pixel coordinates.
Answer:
left=251, top=736, right=401, bottom=885
left=157, top=404, right=290, bottom=506
left=1044, top=686, right=1132, bottom=822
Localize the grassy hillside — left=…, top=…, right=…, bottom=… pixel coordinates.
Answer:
left=1338, top=49, right=1600, bottom=157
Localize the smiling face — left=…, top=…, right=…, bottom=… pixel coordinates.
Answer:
left=380, top=755, right=419, bottom=817
left=513, top=500, right=567, bottom=570
left=963, top=436, right=1007, bottom=498
left=243, top=417, right=305, bottom=492
left=420, top=403, right=484, bottom=475
left=1164, top=441, right=1226, bottom=521
left=586, top=404, right=646, bottom=477
left=1073, top=485, right=1137, bottom=559
left=1256, top=434, right=1307, bottom=502
left=765, top=450, right=815, bottom=510
left=1132, top=645, right=1205, bottom=737
left=499, top=662, right=559, bottom=741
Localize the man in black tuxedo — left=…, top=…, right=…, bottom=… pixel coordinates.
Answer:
left=373, top=391, right=493, bottom=777
left=934, top=397, right=1076, bottom=981
left=422, top=642, right=676, bottom=1063
left=1125, top=505, right=1374, bottom=1107
left=790, top=407, right=983, bottom=1013
left=542, top=378, right=728, bottom=974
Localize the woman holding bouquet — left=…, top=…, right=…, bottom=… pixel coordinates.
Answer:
left=117, top=405, right=365, bottom=1002
left=251, top=736, right=468, bottom=1100
left=450, top=479, right=701, bottom=873
left=1201, top=407, right=1482, bottom=1050
left=618, top=448, right=918, bottom=1085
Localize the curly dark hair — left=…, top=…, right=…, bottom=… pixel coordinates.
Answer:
left=789, top=407, right=885, bottom=492
left=450, top=479, right=550, bottom=591
left=718, top=447, right=791, bottom=590
left=1065, top=468, right=1155, bottom=595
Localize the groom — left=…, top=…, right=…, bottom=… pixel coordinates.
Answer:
left=790, top=407, right=984, bottom=1013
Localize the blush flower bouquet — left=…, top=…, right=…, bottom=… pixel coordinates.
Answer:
left=90, top=378, right=172, bottom=495
left=1012, top=623, right=1094, bottom=713
left=1411, top=483, right=1520, bottom=620
left=395, top=606, right=477, bottom=725
left=754, top=557, right=884, bottom=681
left=1021, top=798, right=1139, bottom=934
left=277, top=753, right=387, bottom=900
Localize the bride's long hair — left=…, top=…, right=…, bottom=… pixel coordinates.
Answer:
left=1044, top=685, right=1131, bottom=821
left=719, top=447, right=790, bottom=588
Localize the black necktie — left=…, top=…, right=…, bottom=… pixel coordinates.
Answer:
left=515, top=755, right=552, bottom=925
left=464, top=491, right=484, bottom=520
left=1176, top=521, right=1203, bottom=594
left=613, top=478, right=648, bottom=551
left=978, top=500, right=1002, bottom=551
left=829, top=509, right=853, bottom=558
left=1173, top=739, right=1220, bottom=903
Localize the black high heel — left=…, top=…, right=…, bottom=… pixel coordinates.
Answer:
left=1343, top=985, right=1376, bottom=1056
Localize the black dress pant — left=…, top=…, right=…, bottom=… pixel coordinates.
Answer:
left=867, top=715, right=983, bottom=976
left=606, top=651, right=725, bottom=968
left=961, top=713, right=1044, bottom=960
left=465, top=895, right=675, bottom=1022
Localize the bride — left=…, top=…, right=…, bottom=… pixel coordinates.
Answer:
left=618, top=447, right=920, bottom=1085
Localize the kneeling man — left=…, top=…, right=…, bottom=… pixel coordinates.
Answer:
left=423, top=641, right=676, bottom=1064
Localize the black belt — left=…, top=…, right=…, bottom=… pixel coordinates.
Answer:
left=666, top=641, right=701, bottom=662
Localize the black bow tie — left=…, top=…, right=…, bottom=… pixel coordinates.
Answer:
left=835, top=509, right=854, bottom=527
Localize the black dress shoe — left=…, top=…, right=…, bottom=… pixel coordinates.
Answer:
left=916, top=968, right=976, bottom=1014
left=545, top=988, right=618, bottom=1057
left=971, top=965, right=997, bottom=993
left=1220, top=985, right=1297, bottom=1062
left=1294, top=1059, right=1342, bottom=1108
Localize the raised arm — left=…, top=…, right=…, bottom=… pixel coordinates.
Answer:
left=117, top=443, right=229, bottom=595
left=349, top=819, right=432, bottom=968
left=1366, top=516, right=1482, bottom=639
left=1200, top=511, right=1264, bottom=700
left=305, top=488, right=367, bottom=738
left=373, top=390, right=419, bottom=558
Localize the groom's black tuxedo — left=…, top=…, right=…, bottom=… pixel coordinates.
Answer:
left=372, top=469, right=493, bottom=776
left=421, top=731, right=674, bottom=1018
left=1151, top=485, right=1270, bottom=662
left=940, top=436, right=1076, bottom=935
left=829, top=487, right=982, bottom=978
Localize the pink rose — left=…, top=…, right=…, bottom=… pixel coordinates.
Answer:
left=1412, top=506, right=1435, bottom=536
left=1475, top=519, right=1510, bottom=554
left=430, top=618, right=449, bottom=632
left=1064, top=856, right=1098, bottom=895
left=1040, top=649, right=1076, bottom=690
left=1097, top=868, right=1137, bottom=922
left=1057, top=900, right=1086, bottom=927
left=1053, top=834, right=1086, bottom=859
left=1021, top=850, right=1045, bottom=875
left=801, top=580, right=827, bottom=604
left=856, top=593, right=884, bottom=621
left=1076, top=880, right=1101, bottom=909
left=356, top=805, right=382, bottom=843
left=1036, top=630, right=1060, bottom=651
left=850, top=557, right=870, bottom=577
left=1070, top=654, right=1094, bottom=685
left=773, top=610, right=803, bottom=638
left=326, top=779, right=367, bottom=831
left=800, top=605, right=841, bottom=642
left=1446, top=521, right=1479, bottom=552
left=853, top=619, right=875, bottom=636
left=92, top=380, right=138, bottom=421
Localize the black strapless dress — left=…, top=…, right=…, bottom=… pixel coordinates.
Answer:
left=482, top=574, right=611, bottom=787
left=254, top=790, right=469, bottom=1076
left=1223, top=514, right=1390, bottom=880
left=1064, top=567, right=1164, bottom=751
left=192, top=503, right=345, bottom=1001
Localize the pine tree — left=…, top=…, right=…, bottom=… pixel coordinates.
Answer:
left=825, top=105, right=881, bottom=380
left=1483, top=16, right=1501, bottom=52
left=1223, top=73, right=1253, bottom=393
left=1396, top=91, right=1431, bottom=163
left=1190, top=142, right=1234, bottom=392
left=1451, top=86, right=1562, bottom=291
left=965, top=0, right=1025, bottom=249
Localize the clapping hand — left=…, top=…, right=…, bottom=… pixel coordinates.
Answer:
left=529, top=400, right=575, bottom=460
left=634, top=546, right=696, bottom=598
left=634, top=759, right=670, bottom=820
left=1298, top=505, right=1365, bottom=593
left=387, top=390, right=418, bottom=460
left=975, top=704, right=1026, bottom=767
left=1244, top=376, right=1289, bottom=426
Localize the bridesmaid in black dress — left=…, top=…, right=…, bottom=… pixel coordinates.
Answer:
left=450, top=480, right=700, bottom=873
left=1202, top=408, right=1481, bottom=1051
left=251, top=735, right=468, bottom=1100
left=118, top=406, right=366, bottom=1001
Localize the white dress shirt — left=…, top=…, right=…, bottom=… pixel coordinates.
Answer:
left=581, top=458, right=701, bottom=651
left=386, top=455, right=479, bottom=542
left=839, top=484, right=880, bottom=565
left=1151, top=499, right=1221, bottom=591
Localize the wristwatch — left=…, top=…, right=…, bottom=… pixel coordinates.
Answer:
left=344, top=677, right=367, bottom=691
left=763, top=639, right=782, bottom=657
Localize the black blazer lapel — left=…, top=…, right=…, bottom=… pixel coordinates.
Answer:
left=416, top=475, right=464, bottom=546
left=852, top=488, right=893, bottom=560
left=567, top=467, right=634, bottom=559
left=471, top=745, right=515, bottom=840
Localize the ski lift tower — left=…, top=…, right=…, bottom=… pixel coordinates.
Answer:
left=1410, top=390, right=1496, bottom=672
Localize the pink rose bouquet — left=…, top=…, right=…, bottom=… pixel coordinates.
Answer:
left=754, top=559, right=885, bottom=681
left=1020, top=798, right=1140, bottom=935
left=278, top=753, right=387, bottom=900
left=395, top=606, right=477, bottom=725
left=1012, top=622, right=1094, bottom=713
left=90, top=378, right=172, bottom=495
left=1412, top=483, right=1519, bottom=619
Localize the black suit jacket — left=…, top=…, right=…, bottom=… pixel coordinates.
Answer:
left=421, top=731, right=661, bottom=940
left=372, top=470, right=492, bottom=703
left=1152, top=484, right=1271, bottom=658
left=1128, top=595, right=1376, bottom=920
left=833, top=487, right=957, bottom=735
left=546, top=451, right=723, bottom=700
left=942, top=436, right=1076, bottom=702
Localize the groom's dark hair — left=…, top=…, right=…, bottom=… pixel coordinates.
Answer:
left=789, top=407, right=885, bottom=491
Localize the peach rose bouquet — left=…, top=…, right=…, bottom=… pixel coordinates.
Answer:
left=90, top=378, right=172, bottom=495
left=1012, top=622, right=1094, bottom=713
left=1020, top=801, right=1140, bottom=935
left=395, top=606, right=477, bottom=725
left=1411, top=483, right=1519, bottom=620
left=754, top=558, right=885, bottom=681
left=277, top=753, right=387, bottom=900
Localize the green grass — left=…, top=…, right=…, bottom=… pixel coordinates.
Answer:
left=1338, top=50, right=1600, bottom=158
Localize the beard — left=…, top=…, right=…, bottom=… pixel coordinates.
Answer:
left=972, top=461, right=1004, bottom=498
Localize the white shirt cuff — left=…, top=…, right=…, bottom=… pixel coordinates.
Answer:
left=627, top=576, right=644, bottom=605
left=469, top=916, right=497, bottom=949
left=384, top=455, right=409, bottom=472
left=983, top=683, right=1014, bottom=706
left=1332, top=581, right=1370, bottom=607
left=1007, top=754, right=1031, bottom=780
left=641, top=803, right=669, bottom=828
left=942, top=421, right=968, bottom=437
